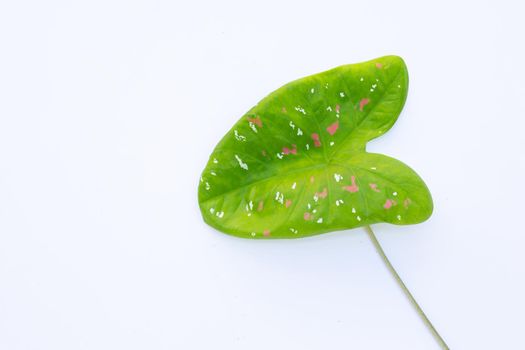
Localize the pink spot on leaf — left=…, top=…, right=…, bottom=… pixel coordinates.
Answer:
left=375, top=62, right=383, bottom=69
left=304, top=212, right=312, bottom=221
left=326, top=121, right=339, bottom=136
left=311, top=133, right=321, bottom=147
left=359, top=98, right=370, bottom=111
left=384, top=199, right=398, bottom=210
left=369, top=183, right=380, bottom=192
left=316, top=187, right=328, bottom=199
left=404, top=198, right=412, bottom=208
left=335, top=104, right=341, bottom=113
left=263, top=229, right=271, bottom=237
left=247, top=116, right=262, bottom=128
left=258, top=201, right=264, bottom=212
left=342, top=176, right=359, bottom=193
left=285, top=199, right=292, bottom=208
left=282, top=144, right=297, bottom=155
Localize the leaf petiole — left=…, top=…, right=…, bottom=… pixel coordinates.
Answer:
left=364, top=225, right=449, bottom=350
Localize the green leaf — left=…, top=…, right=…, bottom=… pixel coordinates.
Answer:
left=198, top=55, right=432, bottom=239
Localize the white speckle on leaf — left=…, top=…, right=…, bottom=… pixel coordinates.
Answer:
left=357, top=216, right=361, bottom=221
left=213, top=158, right=218, bottom=164
left=205, top=182, right=210, bottom=190
left=351, top=207, right=356, bottom=214
left=316, top=218, right=323, bottom=223
left=339, top=92, right=345, bottom=97
left=276, top=153, right=284, bottom=159
left=251, top=232, right=256, bottom=237
left=291, top=182, right=297, bottom=190
left=234, top=154, right=248, bottom=170
left=307, top=203, right=311, bottom=209
left=360, top=77, right=364, bottom=81
left=311, top=88, right=315, bottom=93
left=297, top=128, right=303, bottom=136
left=249, top=201, right=254, bottom=210
left=313, top=194, right=319, bottom=202
left=210, top=171, right=217, bottom=176
left=372, top=84, right=377, bottom=89
left=305, top=143, right=310, bottom=150
left=397, top=215, right=402, bottom=221
left=313, top=209, right=317, bottom=214
left=334, top=173, right=343, bottom=182
left=210, top=207, right=215, bottom=214
left=249, top=122, right=258, bottom=133
left=216, top=211, right=224, bottom=218
left=234, top=129, right=246, bottom=141
left=371, top=167, right=377, bottom=170
left=275, top=192, right=284, bottom=204
left=326, top=106, right=332, bottom=111
left=289, top=227, right=299, bottom=234
left=289, top=121, right=295, bottom=129
left=393, top=192, right=398, bottom=196
left=294, top=106, right=307, bottom=115
left=398, top=84, right=401, bottom=88
left=330, top=141, right=335, bottom=146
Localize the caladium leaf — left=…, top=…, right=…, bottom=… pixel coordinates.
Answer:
left=198, top=55, right=432, bottom=239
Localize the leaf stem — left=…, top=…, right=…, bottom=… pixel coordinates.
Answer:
left=364, top=225, right=449, bottom=350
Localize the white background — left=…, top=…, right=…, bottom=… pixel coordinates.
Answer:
left=1, top=1, right=524, bottom=349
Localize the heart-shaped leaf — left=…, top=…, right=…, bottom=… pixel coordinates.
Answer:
left=198, top=56, right=432, bottom=238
